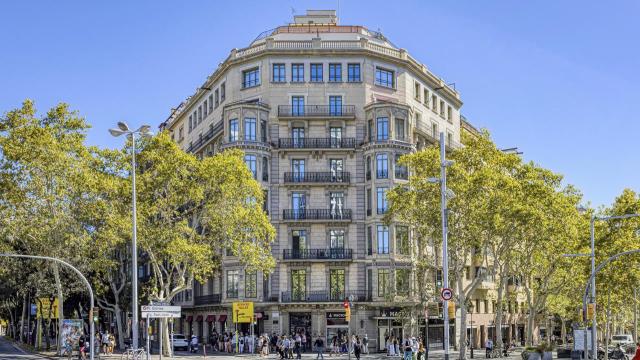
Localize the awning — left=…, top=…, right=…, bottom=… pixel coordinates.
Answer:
left=206, top=315, right=216, bottom=323
left=195, top=315, right=203, bottom=322
left=186, top=316, right=193, bottom=322
left=218, top=314, right=227, bottom=323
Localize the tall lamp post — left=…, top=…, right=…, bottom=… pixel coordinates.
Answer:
left=109, top=122, right=153, bottom=350
left=427, top=132, right=455, bottom=360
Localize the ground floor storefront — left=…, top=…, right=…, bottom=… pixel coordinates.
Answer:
left=180, top=304, right=464, bottom=353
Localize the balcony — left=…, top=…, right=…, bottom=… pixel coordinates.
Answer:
left=220, top=140, right=271, bottom=152
left=281, top=290, right=371, bottom=303
left=283, top=248, right=353, bottom=260
left=283, top=171, right=350, bottom=184
left=278, top=138, right=356, bottom=149
left=194, top=294, right=221, bottom=306
left=282, top=209, right=352, bottom=222
left=278, top=105, right=356, bottom=118
left=185, top=121, right=224, bottom=154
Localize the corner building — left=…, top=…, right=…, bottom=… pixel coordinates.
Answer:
left=162, top=10, right=472, bottom=352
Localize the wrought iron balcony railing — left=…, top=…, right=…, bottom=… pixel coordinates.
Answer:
left=376, top=170, right=388, bottom=179
left=282, top=209, right=352, bottom=221
left=395, top=168, right=408, bottom=180
left=283, top=248, right=353, bottom=260
left=278, top=105, right=355, bottom=117
left=281, top=290, right=371, bottom=303
left=283, top=171, right=350, bottom=184
left=278, top=137, right=356, bottom=149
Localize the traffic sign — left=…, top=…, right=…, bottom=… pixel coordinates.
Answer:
left=141, top=305, right=181, bottom=318
left=232, top=302, right=254, bottom=323
left=441, top=288, right=453, bottom=301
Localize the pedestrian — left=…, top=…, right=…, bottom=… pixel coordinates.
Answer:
left=417, top=341, right=426, bottom=360
left=354, top=336, right=362, bottom=360
left=403, top=337, right=413, bottom=360
left=301, top=332, right=307, bottom=353
left=485, top=338, right=493, bottom=359
left=362, top=334, right=369, bottom=354
left=315, top=335, right=325, bottom=360
left=394, top=336, right=400, bottom=357
left=632, top=343, right=640, bottom=360
left=295, top=333, right=303, bottom=359
left=101, top=331, right=109, bottom=355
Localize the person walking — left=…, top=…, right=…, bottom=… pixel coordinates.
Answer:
left=315, top=336, right=325, bottom=360
left=403, top=337, right=413, bottom=360
left=362, top=334, right=369, bottom=354
left=417, top=341, right=426, bottom=360
left=485, top=338, right=493, bottom=359
left=295, top=333, right=303, bottom=359
left=354, top=336, right=362, bottom=360
left=632, top=343, right=640, bottom=360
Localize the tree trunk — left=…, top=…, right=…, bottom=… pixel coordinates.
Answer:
left=560, top=319, right=567, bottom=345
left=526, top=311, right=536, bottom=346
left=457, top=276, right=467, bottom=360
left=162, top=318, right=171, bottom=356
left=495, top=276, right=506, bottom=350
left=19, top=294, right=26, bottom=343
left=115, top=305, right=125, bottom=350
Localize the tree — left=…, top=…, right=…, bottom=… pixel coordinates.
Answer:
left=0, top=100, right=95, bottom=351
left=132, top=133, right=276, bottom=354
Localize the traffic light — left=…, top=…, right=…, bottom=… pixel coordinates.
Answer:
left=587, top=303, right=595, bottom=320
left=345, top=307, right=351, bottom=322
left=92, top=307, right=99, bottom=323
left=343, top=299, right=350, bottom=309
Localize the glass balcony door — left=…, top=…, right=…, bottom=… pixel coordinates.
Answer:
left=330, top=127, right=342, bottom=148
left=330, top=158, right=343, bottom=182
left=292, top=159, right=305, bottom=182
left=292, top=127, right=305, bottom=148
left=292, top=192, right=306, bottom=219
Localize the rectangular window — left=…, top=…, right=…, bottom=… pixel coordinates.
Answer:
left=366, top=188, right=372, bottom=216
left=220, top=82, right=225, bottom=101
left=292, top=192, right=306, bottom=219
left=292, top=127, right=305, bottom=147
left=292, top=229, right=307, bottom=252
left=262, top=189, right=268, bottom=213
left=291, top=159, right=305, bottom=182
left=226, top=270, right=239, bottom=298
left=310, top=63, right=323, bottom=82
left=376, top=117, right=389, bottom=140
left=347, top=63, right=361, bottom=82
left=215, top=89, right=219, bottom=107
left=291, top=96, right=305, bottom=116
left=432, top=95, right=437, bottom=112
left=367, top=226, right=373, bottom=255
left=329, top=269, right=345, bottom=301
left=208, top=95, right=213, bottom=112
left=375, top=67, right=394, bottom=88
left=432, top=123, right=438, bottom=139
left=291, top=63, right=304, bottom=82
left=440, top=101, right=445, bottom=116
left=376, top=153, right=388, bottom=179
left=272, top=63, right=286, bottom=82
left=329, top=95, right=342, bottom=116
left=203, top=100, right=208, bottom=117
left=229, top=119, right=239, bottom=141
left=188, top=115, right=193, bottom=132
left=396, top=225, right=410, bottom=255
left=330, top=229, right=345, bottom=248
left=262, top=157, right=269, bottom=182
left=198, top=106, right=202, bottom=123
left=330, top=192, right=344, bottom=219
left=395, top=118, right=405, bottom=141
left=291, top=269, right=306, bottom=301
left=242, top=67, right=260, bottom=88
left=448, top=132, right=453, bottom=147
left=244, top=154, right=257, bottom=179
left=423, top=89, right=429, bottom=106
left=329, top=63, right=342, bottom=82
left=245, top=271, right=257, bottom=298
left=329, top=127, right=342, bottom=148
left=395, top=269, right=410, bottom=296
left=447, top=106, right=453, bottom=122
left=260, top=120, right=267, bottom=142
left=368, top=120, right=374, bottom=141
left=329, top=158, right=343, bottom=181
left=395, top=154, right=408, bottom=180
left=178, top=126, right=183, bottom=140
left=377, top=225, right=389, bottom=254
left=414, top=82, right=421, bottom=100
left=244, top=118, right=256, bottom=141
left=376, top=187, right=388, bottom=214
left=378, top=269, right=389, bottom=297
left=193, top=112, right=197, bottom=127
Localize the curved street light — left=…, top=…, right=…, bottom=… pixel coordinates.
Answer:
left=108, top=122, right=153, bottom=351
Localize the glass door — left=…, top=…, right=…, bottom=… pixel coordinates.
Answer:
left=292, top=159, right=305, bottom=182
left=292, top=192, right=306, bottom=219
left=330, top=127, right=342, bottom=148
left=330, top=159, right=343, bottom=182
left=292, top=127, right=305, bottom=148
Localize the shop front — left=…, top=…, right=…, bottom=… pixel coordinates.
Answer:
left=289, top=312, right=312, bottom=338
left=326, top=312, right=349, bottom=344
left=375, top=308, right=404, bottom=352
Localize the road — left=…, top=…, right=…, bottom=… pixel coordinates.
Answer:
left=0, top=337, right=47, bottom=359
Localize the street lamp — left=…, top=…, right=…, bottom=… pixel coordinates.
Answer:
left=469, top=302, right=475, bottom=359
left=108, top=121, right=153, bottom=351
left=574, top=208, right=640, bottom=360
left=427, top=132, right=454, bottom=360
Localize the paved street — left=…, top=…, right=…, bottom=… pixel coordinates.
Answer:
left=0, top=337, right=48, bottom=359
left=0, top=338, right=525, bottom=360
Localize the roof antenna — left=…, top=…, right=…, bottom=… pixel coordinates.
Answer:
left=337, top=0, right=340, bottom=22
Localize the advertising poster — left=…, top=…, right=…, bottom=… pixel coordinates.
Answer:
left=60, top=319, right=84, bottom=350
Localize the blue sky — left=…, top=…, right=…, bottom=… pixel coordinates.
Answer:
left=1, top=0, right=638, bottom=208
